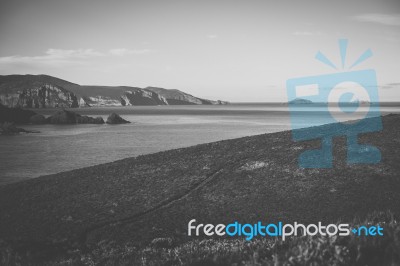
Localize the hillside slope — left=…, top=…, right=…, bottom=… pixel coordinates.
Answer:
left=0, top=114, right=399, bottom=263
left=0, top=74, right=227, bottom=107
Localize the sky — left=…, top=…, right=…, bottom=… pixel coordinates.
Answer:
left=0, top=0, right=399, bottom=102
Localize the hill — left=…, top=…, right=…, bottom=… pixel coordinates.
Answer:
left=0, top=74, right=228, bottom=108
left=145, top=87, right=228, bottom=105
left=0, top=114, right=399, bottom=264
left=288, top=98, right=313, bottom=104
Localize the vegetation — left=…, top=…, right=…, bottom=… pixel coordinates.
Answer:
left=96, top=211, right=399, bottom=266
left=0, top=114, right=399, bottom=265
left=1, top=211, right=396, bottom=265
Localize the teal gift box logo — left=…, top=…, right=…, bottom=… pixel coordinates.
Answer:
left=286, top=39, right=382, bottom=168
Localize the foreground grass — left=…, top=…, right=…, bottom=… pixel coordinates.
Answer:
left=38, top=211, right=399, bottom=266
left=1, top=114, right=400, bottom=265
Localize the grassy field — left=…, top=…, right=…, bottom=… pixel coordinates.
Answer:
left=45, top=211, right=399, bottom=266
left=1, top=114, right=400, bottom=265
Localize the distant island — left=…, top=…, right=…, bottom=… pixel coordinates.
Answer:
left=288, top=98, right=314, bottom=105
left=287, top=98, right=376, bottom=106
left=0, top=74, right=229, bottom=108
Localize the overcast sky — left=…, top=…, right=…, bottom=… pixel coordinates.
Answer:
left=0, top=0, right=399, bottom=102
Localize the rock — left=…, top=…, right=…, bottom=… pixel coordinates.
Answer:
left=46, top=110, right=105, bottom=125
left=0, top=103, right=37, bottom=124
left=0, top=84, right=79, bottom=108
left=46, top=110, right=77, bottom=124
left=0, top=122, right=38, bottom=135
left=76, top=115, right=91, bottom=124
left=0, top=122, right=18, bottom=134
left=94, top=117, right=105, bottom=124
left=76, top=115, right=105, bottom=124
left=216, top=100, right=229, bottom=105
left=29, top=114, right=46, bottom=124
left=106, top=113, right=130, bottom=124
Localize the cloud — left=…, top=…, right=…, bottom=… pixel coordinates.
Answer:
left=388, top=82, right=400, bottom=86
left=45, top=48, right=104, bottom=58
left=293, top=31, right=314, bottom=36
left=109, top=48, right=153, bottom=56
left=0, top=48, right=104, bottom=68
left=380, top=83, right=400, bottom=89
left=0, top=48, right=153, bottom=70
left=207, top=34, right=218, bottom=39
left=293, top=31, right=324, bottom=36
left=352, top=13, right=400, bottom=26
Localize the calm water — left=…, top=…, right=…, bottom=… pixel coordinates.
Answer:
left=1, top=103, right=399, bottom=185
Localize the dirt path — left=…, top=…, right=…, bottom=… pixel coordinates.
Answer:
left=78, top=168, right=225, bottom=248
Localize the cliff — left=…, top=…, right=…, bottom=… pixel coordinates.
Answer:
left=145, top=86, right=229, bottom=105
left=0, top=74, right=228, bottom=108
left=0, top=84, right=80, bottom=108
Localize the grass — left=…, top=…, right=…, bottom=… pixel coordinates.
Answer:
left=19, top=210, right=397, bottom=266
left=0, top=114, right=400, bottom=265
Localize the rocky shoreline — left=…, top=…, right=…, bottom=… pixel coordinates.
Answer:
left=0, top=122, right=40, bottom=135
left=0, top=103, right=131, bottom=134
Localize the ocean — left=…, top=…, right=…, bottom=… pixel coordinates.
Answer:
left=1, top=103, right=399, bottom=185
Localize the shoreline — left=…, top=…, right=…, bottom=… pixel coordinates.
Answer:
left=2, top=111, right=398, bottom=187
left=0, top=113, right=398, bottom=187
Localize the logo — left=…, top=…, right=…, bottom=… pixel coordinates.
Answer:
left=188, top=219, right=384, bottom=241
left=286, top=39, right=382, bottom=168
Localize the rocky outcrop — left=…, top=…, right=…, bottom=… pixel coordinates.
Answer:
left=94, top=117, right=105, bottom=124
left=212, top=100, right=230, bottom=105
left=0, top=103, right=107, bottom=125
left=46, top=110, right=77, bottom=124
left=79, top=97, right=90, bottom=107
left=106, top=113, right=130, bottom=124
left=0, top=103, right=37, bottom=124
left=29, top=114, right=46, bottom=124
left=76, top=115, right=104, bottom=124
left=0, top=122, right=38, bottom=135
left=46, top=110, right=105, bottom=124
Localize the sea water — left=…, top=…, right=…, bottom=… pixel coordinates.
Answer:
left=0, top=103, right=399, bottom=185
